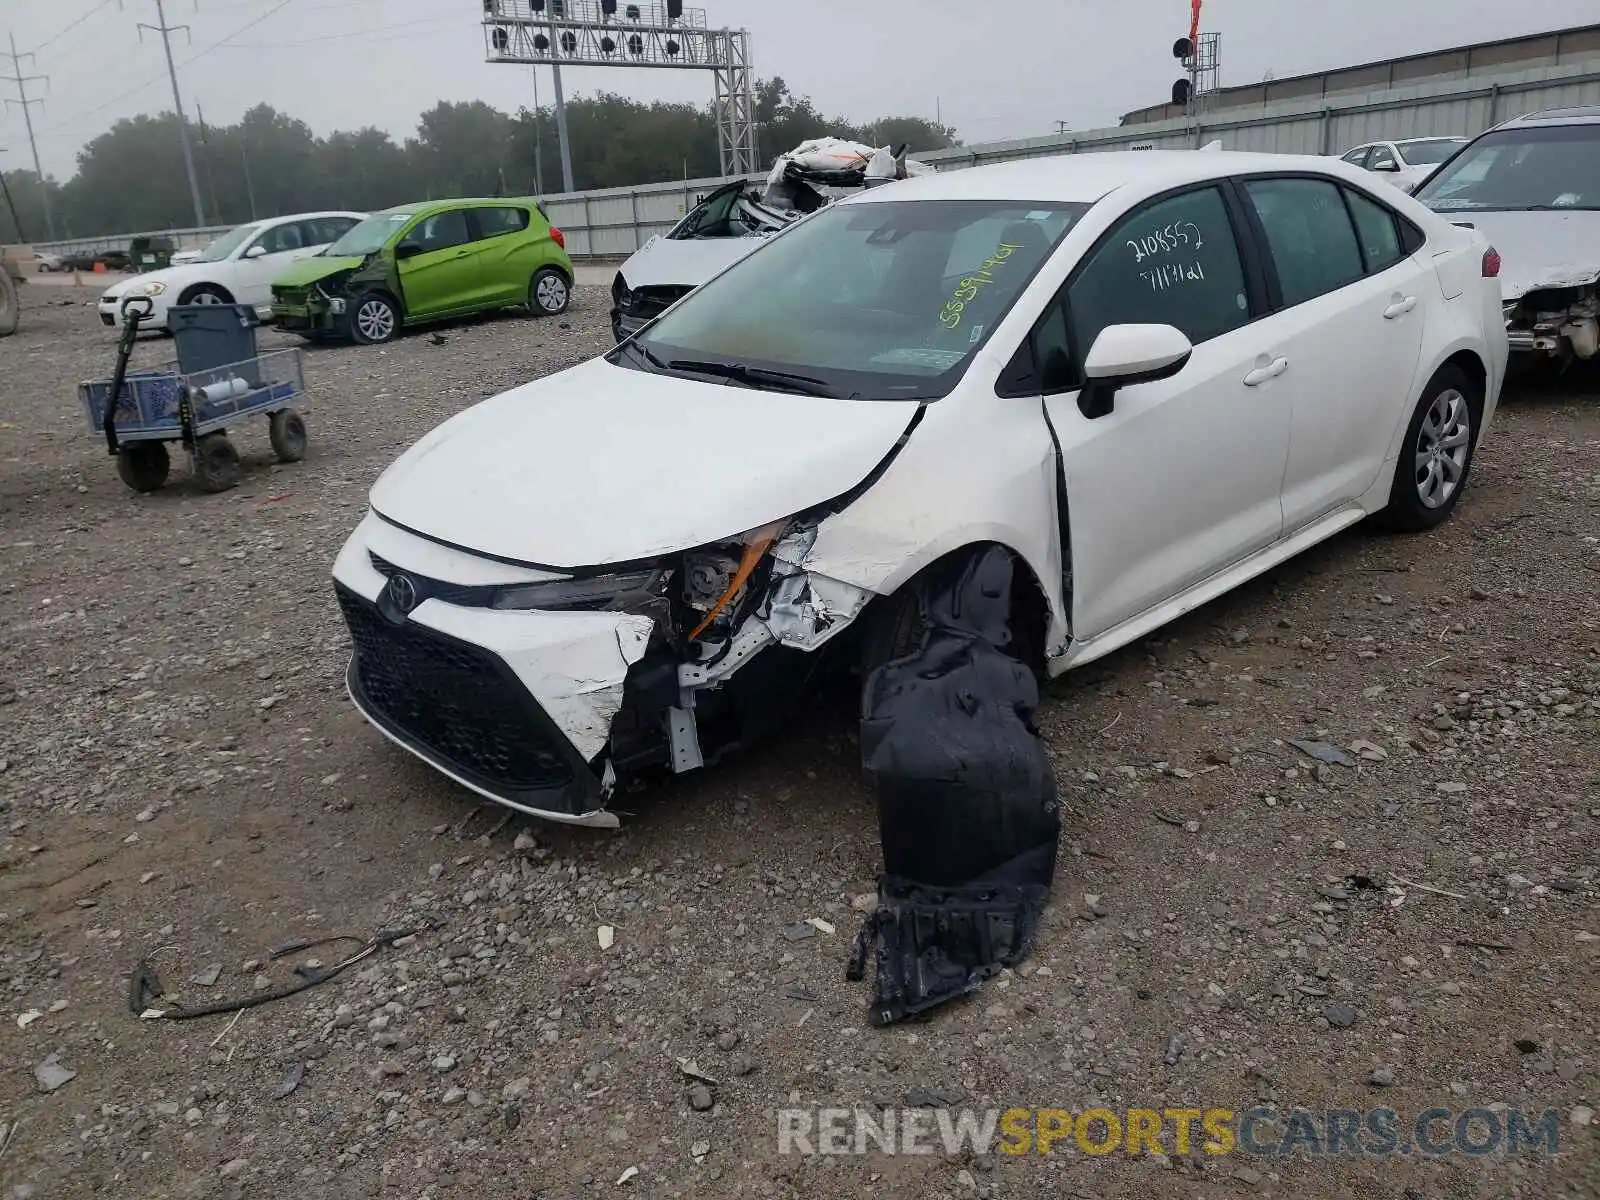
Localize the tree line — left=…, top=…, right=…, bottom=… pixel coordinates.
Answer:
left=0, top=79, right=956, bottom=243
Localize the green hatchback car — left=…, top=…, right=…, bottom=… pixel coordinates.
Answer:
left=269, top=198, right=574, bottom=344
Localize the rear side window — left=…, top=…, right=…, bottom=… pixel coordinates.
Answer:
left=1243, top=178, right=1364, bottom=307
left=476, top=206, right=531, bottom=238
left=1068, top=185, right=1251, bottom=358
left=1343, top=188, right=1404, bottom=273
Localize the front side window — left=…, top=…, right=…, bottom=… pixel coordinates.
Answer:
left=252, top=222, right=306, bottom=255
left=1068, top=185, right=1250, bottom=364
left=630, top=199, right=1087, bottom=400
left=1244, top=178, right=1364, bottom=307
left=300, top=216, right=358, bottom=245
left=1413, top=123, right=1600, bottom=211
left=1342, top=148, right=1371, bottom=167
left=675, top=184, right=748, bottom=239
left=408, top=210, right=472, bottom=253
left=1368, top=145, right=1398, bottom=171
left=475, top=206, right=531, bottom=238
left=1344, top=188, right=1404, bottom=273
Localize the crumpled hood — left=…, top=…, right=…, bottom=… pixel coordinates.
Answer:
left=1444, top=209, right=1600, bottom=302
left=271, top=255, right=368, bottom=289
left=617, top=233, right=765, bottom=292
left=369, top=356, right=919, bottom=568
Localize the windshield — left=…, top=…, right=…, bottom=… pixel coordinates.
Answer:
left=1414, top=124, right=1600, bottom=211
left=196, top=224, right=260, bottom=263
left=628, top=198, right=1087, bottom=400
left=1398, top=138, right=1465, bottom=165
left=325, top=211, right=410, bottom=257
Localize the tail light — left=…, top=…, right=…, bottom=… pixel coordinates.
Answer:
left=1482, top=247, right=1501, bottom=278
left=550, top=226, right=566, bottom=249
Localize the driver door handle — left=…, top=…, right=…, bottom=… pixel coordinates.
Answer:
left=1243, top=356, right=1288, bottom=386
left=1383, top=295, right=1417, bottom=319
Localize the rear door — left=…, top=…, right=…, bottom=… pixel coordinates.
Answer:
left=1236, top=175, right=1427, bottom=529
left=396, top=208, right=476, bottom=318
left=467, top=204, right=539, bottom=306
left=1022, top=183, right=1293, bottom=641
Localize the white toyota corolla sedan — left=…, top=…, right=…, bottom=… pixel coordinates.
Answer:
left=333, top=151, right=1508, bottom=827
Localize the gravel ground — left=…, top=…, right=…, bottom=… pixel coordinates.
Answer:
left=0, top=283, right=1596, bottom=1200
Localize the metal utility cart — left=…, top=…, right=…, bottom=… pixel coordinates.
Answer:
left=80, top=298, right=309, bottom=493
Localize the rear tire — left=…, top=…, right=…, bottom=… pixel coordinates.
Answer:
left=0, top=270, right=17, bottom=338
left=192, top=433, right=242, bottom=493
left=528, top=268, right=570, bottom=317
left=116, top=442, right=170, bottom=492
left=1373, top=364, right=1483, bottom=533
left=269, top=409, right=307, bottom=463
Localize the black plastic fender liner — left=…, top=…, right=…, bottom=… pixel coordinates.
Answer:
left=847, top=545, right=1061, bottom=1025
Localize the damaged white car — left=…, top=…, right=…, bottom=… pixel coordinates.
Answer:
left=610, top=137, right=929, bottom=342
left=1413, top=106, right=1600, bottom=361
left=336, top=149, right=1506, bottom=832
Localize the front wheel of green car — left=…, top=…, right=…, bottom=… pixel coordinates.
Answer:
left=528, top=268, right=570, bottom=317
left=350, top=293, right=401, bottom=345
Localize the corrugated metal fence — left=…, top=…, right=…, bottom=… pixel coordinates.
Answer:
left=35, top=56, right=1600, bottom=262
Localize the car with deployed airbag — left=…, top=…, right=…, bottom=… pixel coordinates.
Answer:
left=334, top=150, right=1507, bottom=829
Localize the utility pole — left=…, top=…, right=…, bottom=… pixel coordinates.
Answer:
left=138, top=0, right=206, bottom=228
left=2, top=33, right=55, bottom=240
left=531, top=65, right=545, bottom=197
left=196, top=102, right=218, bottom=225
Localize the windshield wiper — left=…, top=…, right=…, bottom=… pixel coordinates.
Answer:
left=666, top=358, right=841, bottom=397
left=1517, top=204, right=1600, bottom=212
left=610, top=338, right=668, bottom=370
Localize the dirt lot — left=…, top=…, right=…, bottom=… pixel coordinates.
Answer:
left=0, top=283, right=1596, bottom=1200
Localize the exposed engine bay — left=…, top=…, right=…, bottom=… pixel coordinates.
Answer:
left=1504, top=283, right=1600, bottom=361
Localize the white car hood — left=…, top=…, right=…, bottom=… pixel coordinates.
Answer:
left=368, top=356, right=919, bottom=568
left=617, top=233, right=765, bottom=291
left=1441, top=209, right=1600, bottom=302
left=99, top=261, right=227, bottom=298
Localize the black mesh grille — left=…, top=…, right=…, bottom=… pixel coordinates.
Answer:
left=337, top=585, right=576, bottom=793
left=628, top=284, right=693, bottom=319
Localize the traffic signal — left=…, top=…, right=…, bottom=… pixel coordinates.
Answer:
left=1172, top=78, right=1192, bottom=106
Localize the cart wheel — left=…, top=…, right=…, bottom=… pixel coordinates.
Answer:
left=116, top=442, right=170, bottom=493
left=269, top=409, right=307, bottom=463
left=192, top=433, right=242, bottom=493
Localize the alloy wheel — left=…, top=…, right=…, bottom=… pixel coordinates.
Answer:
left=1413, top=388, right=1472, bottom=510
left=357, top=299, right=396, bottom=342
left=535, top=273, right=568, bottom=313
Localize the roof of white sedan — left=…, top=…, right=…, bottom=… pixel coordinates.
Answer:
left=849, top=150, right=1368, bottom=206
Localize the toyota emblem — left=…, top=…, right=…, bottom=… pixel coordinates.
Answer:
left=387, top=573, right=419, bottom=613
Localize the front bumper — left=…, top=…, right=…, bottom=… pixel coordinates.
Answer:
left=271, top=292, right=345, bottom=334
left=332, top=514, right=653, bottom=826
left=610, top=305, right=646, bottom=343
left=98, top=293, right=170, bottom=329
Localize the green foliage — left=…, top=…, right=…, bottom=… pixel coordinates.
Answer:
left=0, top=82, right=958, bottom=242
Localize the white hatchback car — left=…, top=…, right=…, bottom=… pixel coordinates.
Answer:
left=334, top=151, right=1507, bottom=828
left=97, top=211, right=366, bottom=330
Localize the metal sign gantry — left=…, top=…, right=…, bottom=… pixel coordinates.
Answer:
left=482, top=1, right=757, bottom=187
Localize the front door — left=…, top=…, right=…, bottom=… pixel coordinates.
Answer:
left=1032, top=184, right=1293, bottom=642
left=232, top=221, right=312, bottom=308
left=396, top=209, right=477, bottom=319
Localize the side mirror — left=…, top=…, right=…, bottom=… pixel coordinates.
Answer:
left=243, top=244, right=268, bottom=259
left=395, top=241, right=422, bottom=260
left=1078, top=323, right=1193, bottom=419
left=1373, top=160, right=1400, bottom=172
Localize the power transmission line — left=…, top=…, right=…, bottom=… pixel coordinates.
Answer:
left=34, top=1, right=117, bottom=54
left=2, top=32, right=56, bottom=239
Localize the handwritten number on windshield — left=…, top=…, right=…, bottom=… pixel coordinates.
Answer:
left=940, top=241, right=1023, bottom=329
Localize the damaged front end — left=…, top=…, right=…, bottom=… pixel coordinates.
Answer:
left=1503, top=282, right=1600, bottom=361
left=846, top=545, right=1060, bottom=1025
left=271, top=255, right=393, bottom=338
left=334, top=510, right=875, bottom=828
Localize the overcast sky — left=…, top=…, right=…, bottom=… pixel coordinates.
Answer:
left=2, top=0, right=1589, bottom=181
